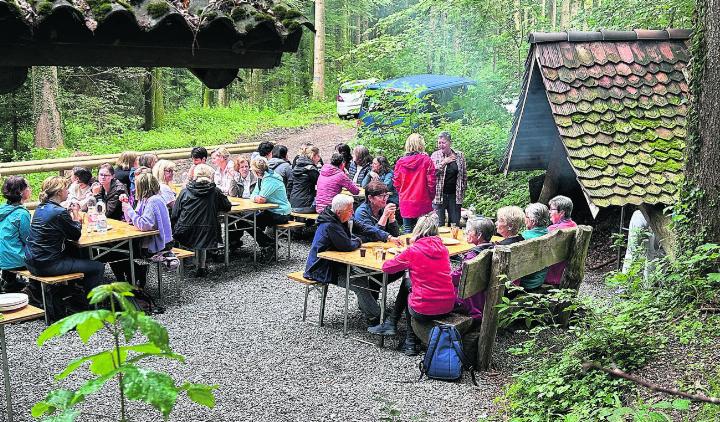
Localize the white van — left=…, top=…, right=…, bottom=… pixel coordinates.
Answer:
left=336, top=79, right=377, bottom=118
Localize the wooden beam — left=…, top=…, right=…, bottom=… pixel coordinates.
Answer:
left=538, top=139, right=566, bottom=203
left=476, top=246, right=511, bottom=371
left=0, top=42, right=283, bottom=68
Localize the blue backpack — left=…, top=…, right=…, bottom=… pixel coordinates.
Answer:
left=418, top=324, right=477, bottom=385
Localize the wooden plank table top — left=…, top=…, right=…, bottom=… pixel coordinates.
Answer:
left=226, top=196, right=278, bottom=213
left=341, top=187, right=365, bottom=198
left=318, top=231, right=475, bottom=272
left=73, top=218, right=160, bottom=247
left=0, top=305, right=44, bottom=325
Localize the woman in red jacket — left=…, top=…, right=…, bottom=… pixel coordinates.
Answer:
left=393, top=133, right=437, bottom=233
left=377, top=212, right=455, bottom=356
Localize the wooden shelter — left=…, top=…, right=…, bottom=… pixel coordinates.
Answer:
left=503, top=30, right=691, bottom=253
left=0, top=0, right=312, bottom=92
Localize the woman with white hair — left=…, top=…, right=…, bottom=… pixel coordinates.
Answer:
left=377, top=212, right=455, bottom=356
left=152, top=159, right=177, bottom=208
left=520, top=203, right=551, bottom=290
left=250, top=157, right=291, bottom=260
left=495, top=205, right=525, bottom=245
left=211, top=147, right=236, bottom=196
left=171, top=163, right=231, bottom=277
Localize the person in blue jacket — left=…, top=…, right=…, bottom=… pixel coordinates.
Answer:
left=0, top=176, right=32, bottom=293
left=354, top=181, right=400, bottom=240
left=304, top=194, right=401, bottom=323
left=249, top=157, right=292, bottom=260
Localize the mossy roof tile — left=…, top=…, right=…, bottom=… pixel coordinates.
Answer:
left=509, top=35, right=689, bottom=208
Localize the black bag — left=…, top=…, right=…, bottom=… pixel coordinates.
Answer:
left=127, top=289, right=165, bottom=315
left=45, top=284, right=89, bottom=324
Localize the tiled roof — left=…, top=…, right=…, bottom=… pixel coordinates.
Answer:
left=505, top=30, right=690, bottom=209
left=0, top=0, right=311, bottom=89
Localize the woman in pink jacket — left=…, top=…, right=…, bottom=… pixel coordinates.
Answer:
left=377, top=212, right=455, bottom=356
left=314, top=153, right=360, bottom=213
left=393, top=133, right=437, bottom=233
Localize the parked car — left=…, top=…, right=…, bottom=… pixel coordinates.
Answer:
left=336, top=79, right=377, bottom=118
left=357, top=74, right=475, bottom=132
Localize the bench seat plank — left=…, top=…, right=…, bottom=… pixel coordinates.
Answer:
left=288, top=271, right=317, bottom=285
left=170, top=247, right=195, bottom=259
left=277, top=221, right=306, bottom=229
left=290, top=212, right=319, bottom=221
left=14, top=270, right=83, bottom=284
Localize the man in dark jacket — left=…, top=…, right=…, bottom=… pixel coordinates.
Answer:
left=289, top=146, right=321, bottom=213
left=304, top=194, right=401, bottom=323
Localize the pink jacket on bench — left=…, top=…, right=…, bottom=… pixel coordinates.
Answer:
left=545, top=218, right=577, bottom=285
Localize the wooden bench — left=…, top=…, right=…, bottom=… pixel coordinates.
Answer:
left=288, top=271, right=329, bottom=327
left=13, top=270, right=84, bottom=325
left=290, top=212, right=319, bottom=222
left=274, top=221, right=306, bottom=262
left=450, top=225, right=593, bottom=371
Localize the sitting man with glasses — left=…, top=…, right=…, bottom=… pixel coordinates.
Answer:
left=353, top=181, right=401, bottom=242
left=546, top=195, right=577, bottom=285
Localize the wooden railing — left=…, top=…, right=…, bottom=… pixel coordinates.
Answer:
left=0, top=142, right=260, bottom=177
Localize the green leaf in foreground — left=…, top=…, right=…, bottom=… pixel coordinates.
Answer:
left=182, top=383, right=219, bottom=408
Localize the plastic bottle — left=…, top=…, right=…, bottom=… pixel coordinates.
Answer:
left=96, top=199, right=108, bottom=233
left=85, top=197, right=97, bottom=233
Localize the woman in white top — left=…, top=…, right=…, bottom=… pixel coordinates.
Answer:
left=151, top=159, right=177, bottom=208
left=61, top=167, right=96, bottom=211
left=211, top=147, right=236, bottom=196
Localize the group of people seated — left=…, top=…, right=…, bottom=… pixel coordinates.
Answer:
left=302, top=137, right=577, bottom=356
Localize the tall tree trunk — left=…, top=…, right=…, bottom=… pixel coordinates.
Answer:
left=561, top=0, right=571, bottom=29
left=312, top=0, right=326, bottom=100
left=152, top=68, right=164, bottom=127
left=552, top=0, right=557, bottom=30
left=202, top=86, right=214, bottom=108
left=143, top=69, right=153, bottom=130
left=11, top=92, right=18, bottom=151
left=32, top=66, right=63, bottom=148
left=684, top=0, right=720, bottom=245
left=217, top=88, right=227, bottom=107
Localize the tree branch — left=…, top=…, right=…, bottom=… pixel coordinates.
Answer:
left=582, top=362, right=720, bottom=404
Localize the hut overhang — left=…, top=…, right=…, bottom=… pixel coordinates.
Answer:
left=502, top=29, right=691, bottom=217
left=0, top=0, right=313, bottom=91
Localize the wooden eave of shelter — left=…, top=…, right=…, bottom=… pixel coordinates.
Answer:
left=0, top=0, right=313, bottom=91
left=502, top=29, right=691, bottom=217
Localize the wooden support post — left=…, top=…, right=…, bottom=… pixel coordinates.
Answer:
left=558, top=225, right=593, bottom=326
left=476, top=246, right=511, bottom=371
left=538, top=141, right=565, bottom=204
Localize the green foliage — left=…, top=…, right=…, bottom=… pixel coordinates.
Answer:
left=497, top=242, right=720, bottom=420
left=33, top=282, right=217, bottom=421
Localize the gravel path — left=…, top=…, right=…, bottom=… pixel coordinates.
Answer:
left=2, top=238, right=508, bottom=422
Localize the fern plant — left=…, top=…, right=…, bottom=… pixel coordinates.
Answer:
left=32, top=282, right=217, bottom=421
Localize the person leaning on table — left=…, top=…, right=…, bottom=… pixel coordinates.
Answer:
left=25, top=176, right=107, bottom=322
left=304, top=194, right=402, bottom=325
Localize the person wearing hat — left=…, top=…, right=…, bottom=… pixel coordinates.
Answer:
left=430, top=131, right=467, bottom=227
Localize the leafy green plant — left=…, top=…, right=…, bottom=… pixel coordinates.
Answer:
left=33, top=282, right=217, bottom=421
left=496, top=283, right=586, bottom=330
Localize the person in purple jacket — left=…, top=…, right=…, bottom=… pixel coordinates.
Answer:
left=121, top=171, right=178, bottom=286
left=450, top=217, right=496, bottom=324
left=314, top=153, right=360, bottom=213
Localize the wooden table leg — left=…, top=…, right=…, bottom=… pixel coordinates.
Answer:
left=0, top=325, right=14, bottom=422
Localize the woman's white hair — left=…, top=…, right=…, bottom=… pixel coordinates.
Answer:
left=331, top=194, right=355, bottom=213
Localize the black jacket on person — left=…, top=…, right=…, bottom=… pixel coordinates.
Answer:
left=95, top=178, right=126, bottom=221
left=114, top=167, right=132, bottom=192
left=25, top=201, right=82, bottom=264
left=171, top=181, right=231, bottom=250
left=289, top=156, right=320, bottom=209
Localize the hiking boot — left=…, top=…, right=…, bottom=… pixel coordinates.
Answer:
left=368, top=319, right=397, bottom=336
left=260, top=246, right=276, bottom=263
left=400, top=336, right=419, bottom=356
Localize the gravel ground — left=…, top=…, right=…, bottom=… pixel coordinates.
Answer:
left=2, top=237, right=510, bottom=422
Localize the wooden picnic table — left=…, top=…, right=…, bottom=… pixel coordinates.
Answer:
left=222, top=196, right=278, bottom=264
left=1, top=305, right=45, bottom=422
left=318, top=230, right=474, bottom=343
left=341, top=187, right=365, bottom=198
